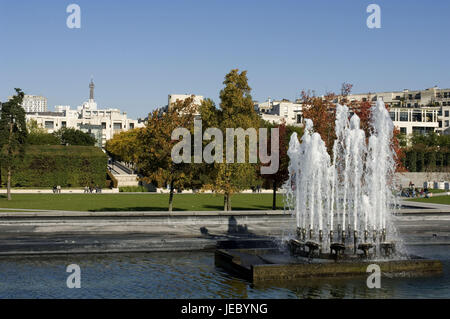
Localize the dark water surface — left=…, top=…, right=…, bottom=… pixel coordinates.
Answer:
left=0, top=245, right=449, bottom=298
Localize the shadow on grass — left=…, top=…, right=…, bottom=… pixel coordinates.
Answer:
left=0, top=195, right=6, bottom=199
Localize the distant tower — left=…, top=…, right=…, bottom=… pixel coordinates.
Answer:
left=89, top=78, right=95, bottom=100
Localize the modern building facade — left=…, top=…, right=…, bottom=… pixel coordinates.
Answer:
left=26, top=80, right=143, bottom=147
left=7, top=94, right=48, bottom=113
left=255, top=98, right=303, bottom=126
left=345, top=87, right=450, bottom=135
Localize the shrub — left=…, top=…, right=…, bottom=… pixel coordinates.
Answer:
left=27, top=132, right=60, bottom=145
left=119, top=186, right=148, bottom=192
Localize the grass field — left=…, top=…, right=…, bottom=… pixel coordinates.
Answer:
left=407, top=195, right=450, bottom=205
left=0, top=193, right=285, bottom=212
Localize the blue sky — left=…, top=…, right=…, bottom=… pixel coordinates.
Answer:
left=0, top=0, right=449, bottom=119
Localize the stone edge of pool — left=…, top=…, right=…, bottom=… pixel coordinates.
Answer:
left=0, top=200, right=448, bottom=256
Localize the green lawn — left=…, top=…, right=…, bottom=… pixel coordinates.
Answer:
left=0, top=193, right=285, bottom=212
left=428, top=189, right=448, bottom=194
left=407, top=195, right=450, bottom=205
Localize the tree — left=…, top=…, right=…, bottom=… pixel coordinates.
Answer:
left=135, top=97, right=197, bottom=211
left=54, top=127, right=96, bottom=146
left=301, top=90, right=336, bottom=154
left=25, top=119, right=60, bottom=145
left=105, top=128, right=143, bottom=166
left=27, top=119, right=46, bottom=134
left=260, top=121, right=290, bottom=210
left=203, top=69, right=261, bottom=211
left=0, top=89, right=28, bottom=200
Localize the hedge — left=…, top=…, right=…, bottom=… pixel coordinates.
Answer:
left=0, top=145, right=107, bottom=188
left=404, top=150, right=450, bottom=172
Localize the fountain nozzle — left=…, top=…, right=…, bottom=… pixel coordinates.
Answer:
left=364, top=230, right=369, bottom=242
left=296, top=227, right=302, bottom=240
left=319, top=230, right=323, bottom=242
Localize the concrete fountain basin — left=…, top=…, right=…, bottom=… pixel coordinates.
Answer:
left=215, top=248, right=443, bottom=285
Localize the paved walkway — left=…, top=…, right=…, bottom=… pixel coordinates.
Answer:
left=0, top=189, right=119, bottom=194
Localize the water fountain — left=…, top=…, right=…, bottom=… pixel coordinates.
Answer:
left=284, top=99, right=401, bottom=259
left=215, top=99, right=442, bottom=284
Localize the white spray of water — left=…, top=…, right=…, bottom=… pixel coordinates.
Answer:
left=285, top=99, right=403, bottom=255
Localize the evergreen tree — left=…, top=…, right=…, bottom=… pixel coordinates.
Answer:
left=0, top=89, right=28, bottom=200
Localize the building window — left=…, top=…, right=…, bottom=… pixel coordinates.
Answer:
left=446, top=121, right=449, bottom=127
left=400, top=127, right=406, bottom=134
left=44, top=121, right=54, bottom=129
left=413, top=127, right=434, bottom=135
left=412, top=111, right=422, bottom=122
left=129, top=123, right=134, bottom=129
left=113, top=123, right=122, bottom=130
left=400, top=112, right=408, bottom=121
left=445, top=111, right=449, bottom=117
left=61, top=121, right=66, bottom=128
left=102, top=122, right=106, bottom=129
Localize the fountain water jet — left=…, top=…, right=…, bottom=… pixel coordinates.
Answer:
left=285, top=99, right=402, bottom=259
left=215, top=99, right=442, bottom=283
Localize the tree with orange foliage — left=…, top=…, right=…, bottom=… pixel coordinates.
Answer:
left=301, top=83, right=405, bottom=172
left=301, top=90, right=336, bottom=154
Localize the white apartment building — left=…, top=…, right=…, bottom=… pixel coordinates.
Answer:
left=255, top=98, right=303, bottom=126
left=26, top=80, right=143, bottom=147
left=346, top=86, right=450, bottom=135
left=6, top=94, right=48, bottom=113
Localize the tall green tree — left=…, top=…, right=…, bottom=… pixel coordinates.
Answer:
left=0, top=89, right=28, bottom=200
left=203, top=69, right=261, bottom=211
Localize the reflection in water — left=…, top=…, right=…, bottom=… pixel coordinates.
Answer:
left=0, top=245, right=448, bottom=298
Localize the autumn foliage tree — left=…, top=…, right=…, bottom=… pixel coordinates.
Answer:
left=105, top=128, right=143, bottom=166
left=301, top=91, right=337, bottom=154
left=301, top=84, right=405, bottom=172
left=134, top=97, right=197, bottom=211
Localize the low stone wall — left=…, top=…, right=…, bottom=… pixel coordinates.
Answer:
left=395, top=172, right=450, bottom=188
left=0, top=208, right=448, bottom=255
